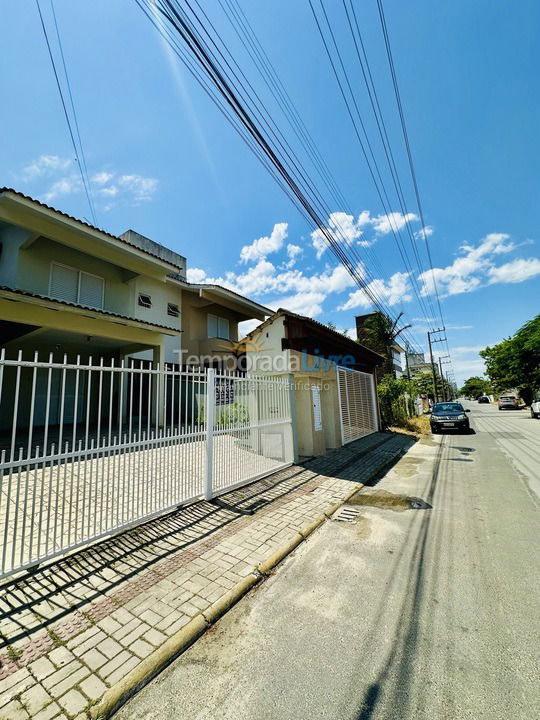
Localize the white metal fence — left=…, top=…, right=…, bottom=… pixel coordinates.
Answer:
left=0, top=351, right=294, bottom=578
left=336, top=366, right=379, bottom=444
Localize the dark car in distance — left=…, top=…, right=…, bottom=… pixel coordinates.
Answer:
left=430, top=402, right=471, bottom=433
left=477, top=396, right=490, bottom=404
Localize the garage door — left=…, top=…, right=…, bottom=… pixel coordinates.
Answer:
left=337, top=366, right=379, bottom=444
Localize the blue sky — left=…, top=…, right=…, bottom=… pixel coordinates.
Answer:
left=2, top=0, right=539, bottom=385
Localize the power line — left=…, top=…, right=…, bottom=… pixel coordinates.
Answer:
left=308, top=0, right=434, bottom=329
left=216, top=0, right=389, bottom=284
left=374, top=0, right=444, bottom=326
left=137, top=0, right=427, bottom=352
left=137, top=0, right=413, bottom=332
left=375, top=0, right=454, bottom=375
left=342, top=0, right=439, bottom=325
left=35, top=0, right=97, bottom=224
left=49, top=0, right=97, bottom=223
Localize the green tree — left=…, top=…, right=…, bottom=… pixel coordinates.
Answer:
left=327, top=321, right=350, bottom=336
left=410, top=371, right=435, bottom=398
left=480, top=314, right=540, bottom=404
left=410, top=370, right=453, bottom=401
left=377, top=374, right=415, bottom=426
left=356, top=311, right=411, bottom=377
left=459, top=376, right=491, bottom=398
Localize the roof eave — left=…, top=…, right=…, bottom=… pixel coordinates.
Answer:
left=171, top=279, right=271, bottom=320
left=0, top=190, right=180, bottom=277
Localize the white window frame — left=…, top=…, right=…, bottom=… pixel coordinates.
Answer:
left=207, top=313, right=230, bottom=340
left=49, top=262, right=105, bottom=310
left=138, top=293, right=152, bottom=309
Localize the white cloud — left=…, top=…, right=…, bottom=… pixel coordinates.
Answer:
left=91, top=171, right=114, bottom=185
left=272, top=290, right=327, bottom=317
left=418, top=232, right=518, bottom=297
left=338, top=271, right=412, bottom=311
left=186, top=267, right=208, bottom=284
left=186, top=244, right=358, bottom=304
left=446, top=345, right=487, bottom=385
left=97, top=186, right=119, bottom=198
left=311, top=210, right=421, bottom=259
left=414, top=225, right=433, bottom=240
left=286, top=243, right=302, bottom=262
left=450, top=345, right=485, bottom=355
left=311, top=211, right=370, bottom=259
left=487, top=257, right=540, bottom=284
left=22, top=155, right=71, bottom=179
left=238, top=318, right=263, bottom=337
left=371, top=211, right=418, bottom=235
left=240, top=222, right=288, bottom=263
left=118, top=174, right=158, bottom=203
left=16, top=156, right=159, bottom=210
left=42, top=176, right=81, bottom=201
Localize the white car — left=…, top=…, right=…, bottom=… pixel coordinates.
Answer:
left=531, top=394, right=540, bottom=419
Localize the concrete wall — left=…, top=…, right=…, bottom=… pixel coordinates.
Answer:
left=246, top=327, right=345, bottom=458
left=4, top=234, right=181, bottom=334
left=181, top=291, right=241, bottom=366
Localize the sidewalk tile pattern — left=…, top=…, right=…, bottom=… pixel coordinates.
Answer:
left=0, top=432, right=411, bottom=719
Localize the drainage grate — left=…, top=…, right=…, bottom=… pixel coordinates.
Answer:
left=332, top=506, right=362, bottom=523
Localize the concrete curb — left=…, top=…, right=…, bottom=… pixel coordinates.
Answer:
left=92, top=445, right=405, bottom=719
left=91, top=613, right=209, bottom=719
left=256, top=532, right=304, bottom=575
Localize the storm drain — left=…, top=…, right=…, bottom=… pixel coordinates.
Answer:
left=332, top=506, right=362, bottom=523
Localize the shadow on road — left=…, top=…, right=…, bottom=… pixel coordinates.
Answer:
left=351, top=437, right=447, bottom=720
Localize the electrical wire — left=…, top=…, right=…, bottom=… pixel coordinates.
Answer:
left=35, top=0, right=97, bottom=225
left=375, top=0, right=453, bottom=373
left=136, top=0, right=426, bottom=351
left=139, top=0, right=400, bottom=320
left=309, top=0, right=434, bottom=328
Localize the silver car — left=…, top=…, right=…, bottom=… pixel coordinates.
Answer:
left=498, top=395, right=519, bottom=410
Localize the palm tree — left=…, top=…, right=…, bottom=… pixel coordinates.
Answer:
left=356, top=311, right=411, bottom=377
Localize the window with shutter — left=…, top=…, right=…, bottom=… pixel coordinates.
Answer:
left=207, top=314, right=218, bottom=338
left=218, top=317, right=229, bottom=339
left=79, top=272, right=104, bottom=309
left=49, top=263, right=104, bottom=309
left=50, top=264, right=78, bottom=303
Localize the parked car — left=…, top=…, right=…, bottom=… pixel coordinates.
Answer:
left=430, top=402, right=471, bottom=433
left=498, top=395, right=519, bottom=410
left=531, top=394, right=540, bottom=419
left=478, top=396, right=490, bottom=404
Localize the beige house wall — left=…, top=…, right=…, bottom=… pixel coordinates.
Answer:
left=180, top=291, right=242, bottom=366
left=245, top=340, right=344, bottom=458
left=15, top=236, right=182, bottom=336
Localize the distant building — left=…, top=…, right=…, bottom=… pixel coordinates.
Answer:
left=406, top=351, right=434, bottom=377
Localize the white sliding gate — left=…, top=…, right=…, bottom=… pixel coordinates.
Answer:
left=0, top=352, right=294, bottom=579
left=336, top=366, right=379, bottom=444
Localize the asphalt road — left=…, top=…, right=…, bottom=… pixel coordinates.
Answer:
left=118, top=403, right=540, bottom=720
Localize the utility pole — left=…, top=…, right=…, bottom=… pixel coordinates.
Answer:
left=405, top=342, right=411, bottom=380
left=438, top=356, right=445, bottom=401
left=427, top=329, right=447, bottom=403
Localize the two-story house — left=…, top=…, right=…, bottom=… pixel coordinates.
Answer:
left=0, top=188, right=269, bottom=433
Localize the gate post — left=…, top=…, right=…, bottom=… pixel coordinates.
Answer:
left=204, top=368, right=216, bottom=500
left=370, top=372, right=380, bottom=431
left=335, top=365, right=345, bottom=446
left=287, top=373, right=299, bottom=463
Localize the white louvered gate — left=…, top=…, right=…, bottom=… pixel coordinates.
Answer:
left=336, top=366, right=379, bottom=444
left=0, top=353, right=294, bottom=579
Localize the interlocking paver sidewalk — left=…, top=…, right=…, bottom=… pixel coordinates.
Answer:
left=0, top=431, right=413, bottom=719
